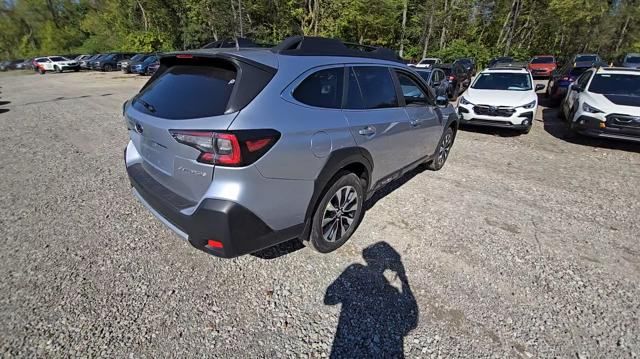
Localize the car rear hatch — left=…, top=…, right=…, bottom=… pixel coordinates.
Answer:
left=125, top=52, right=277, bottom=205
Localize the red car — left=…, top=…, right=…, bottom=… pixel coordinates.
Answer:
left=528, top=55, right=557, bottom=78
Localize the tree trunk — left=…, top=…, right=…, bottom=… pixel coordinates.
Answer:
left=313, top=0, right=320, bottom=36
left=238, top=0, right=244, bottom=37
left=615, top=15, right=630, bottom=53
left=422, top=12, right=433, bottom=59
left=503, top=0, right=521, bottom=56
left=399, top=0, right=408, bottom=57
left=46, top=0, right=61, bottom=28
left=439, top=0, right=448, bottom=49
left=136, top=0, right=149, bottom=31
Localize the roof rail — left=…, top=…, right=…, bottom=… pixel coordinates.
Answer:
left=201, top=37, right=268, bottom=50
left=271, top=36, right=404, bottom=63
left=598, top=66, right=640, bottom=72
left=489, top=63, right=527, bottom=70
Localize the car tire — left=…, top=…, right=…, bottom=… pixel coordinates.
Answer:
left=306, top=171, right=365, bottom=253
left=520, top=125, right=532, bottom=135
left=428, top=126, right=455, bottom=171
left=55, top=65, right=61, bottom=73
left=74, top=68, right=79, bottom=72
left=104, top=64, right=112, bottom=72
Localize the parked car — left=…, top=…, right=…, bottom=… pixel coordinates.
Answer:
left=15, top=58, right=34, bottom=70
left=546, top=61, right=593, bottom=105
left=560, top=67, right=640, bottom=142
left=93, top=53, right=135, bottom=71
left=0, top=59, right=24, bottom=71
left=528, top=55, right=557, bottom=78
left=118, top=53, right=150, bottom=73
left=572, top=53, right=602, bottom=65
left=123, top=36, right=458, bottom=258
left=146, top=61, right=160, bottom=76
left=415, top=57, right=443, bottom=68
left=488, top=56, right=514, bottom=67
left=414, top=68, right=451, bottom=99
left=620, top=53, right=640, bottom=69
left=80, top=54, right=101, bottom=69
left=454, top=58, right=476, bottom=76
left=130, top=55, right=158, bottom=75
left=33, top=56, right=80, bottom=74
left=456, top=66, right=544, bottom=134
left=435, top=62, right=473, bottom=100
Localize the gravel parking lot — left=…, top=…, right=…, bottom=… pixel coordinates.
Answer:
left=1, top=71, right=639, bottom=358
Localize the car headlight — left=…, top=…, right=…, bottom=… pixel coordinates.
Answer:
left=582, top=102, right=603, bottom=114
left=520, top=100, right=536, bottom=109
left=459, top=96, right=473, bottom=105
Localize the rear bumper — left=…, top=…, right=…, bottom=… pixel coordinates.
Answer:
left=126, top=157, right=303, bottom=258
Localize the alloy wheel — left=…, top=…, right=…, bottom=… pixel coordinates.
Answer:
left=436, top=132, right=453, bottom=167
left=322, top=185, right=358, bottom=242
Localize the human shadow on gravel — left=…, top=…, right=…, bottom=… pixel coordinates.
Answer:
left=0, top=101, right=10, bottom=106
left=325, top=242, right=418, bottom=358
left=0, top=109, right=9, bottom=114
left=541, top=107, right=640, bottom=153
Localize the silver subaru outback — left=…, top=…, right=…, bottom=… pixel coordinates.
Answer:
left=123, top=36, right=458, bottom=258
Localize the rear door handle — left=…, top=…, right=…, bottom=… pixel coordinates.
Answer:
left=358, top=126, right=376, bottom=136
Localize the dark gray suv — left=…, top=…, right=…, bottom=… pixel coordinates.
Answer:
left=123, top=36, right=458, bottom=258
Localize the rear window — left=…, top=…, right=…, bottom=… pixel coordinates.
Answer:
left=133, top=65, right=236, bottom=119
left=569, top=67, right=589, bottom=77
left=293, top=67, right=344, bottom=108
left=347, top=66, right=398, bottom=109
left=50, top=57, right=66, bottom=62
left=531, top=56, right=554, bottom=64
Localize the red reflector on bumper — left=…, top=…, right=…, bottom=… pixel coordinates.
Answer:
left=207, top=239, right=224, bottom=248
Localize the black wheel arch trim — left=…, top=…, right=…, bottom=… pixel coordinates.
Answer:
left=300, top=147, right=373, bottom=241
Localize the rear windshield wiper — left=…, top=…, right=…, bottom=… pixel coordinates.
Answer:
left=136, top=98, right=156, bottom=113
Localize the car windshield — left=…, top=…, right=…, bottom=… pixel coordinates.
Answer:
left=576, top=55, right=597, bottom=62
left=472, top=72, right=532, bottom=91
left=143, top=56, right=157, bottom=64
left=625, top=56, right=640, bottom=64
left=531, top=57, right=554, bottom=64
left=130, top=54, right=144, bottom=61
left=103, top=54, right=115, bottom=60
left=50, top=57, right=66, bottom=62
left=588, top=74, right=640, bottom=96
left=416, top=71, right=431, bottom=82
left=419, top=59, right=437, bottom=65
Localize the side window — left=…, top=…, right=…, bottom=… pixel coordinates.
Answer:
left=395, top=72, right=428, bottom=106
left=577, top=71, right=592, bottom=88
left=350, top=66, right=398, bottom=109
left=432, top=70, right=443, bottom=84
left=293, top=67, right=344, bottom=109
left=345, top=67, right=365, bottom=109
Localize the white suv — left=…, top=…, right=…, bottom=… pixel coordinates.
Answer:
left=561, top=67, right=640, bottom=143
left=34, top=56, right=80, bottom=74
left=457, top=67, right=544, bottom=134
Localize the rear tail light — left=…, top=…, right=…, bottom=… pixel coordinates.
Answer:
left=448, top=75, right=456, bottom=81
left=170, top=129, right=280, bottom=167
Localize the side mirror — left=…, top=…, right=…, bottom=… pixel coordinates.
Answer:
left=535, top=83, right=545, bottom=91
left=570, top=84, right=582, bottom=92
left=436, top=96, right=449, bottom=107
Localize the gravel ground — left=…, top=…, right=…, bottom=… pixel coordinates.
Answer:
left=0, top=71, right=639, bottom=358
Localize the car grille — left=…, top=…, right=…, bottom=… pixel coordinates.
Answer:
left=473, top=105, right=516, bottom=117
left=607, top=114, right=640, bottom=129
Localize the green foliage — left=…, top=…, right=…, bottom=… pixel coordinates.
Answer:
left=1, top=0, right=639, bottom=64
